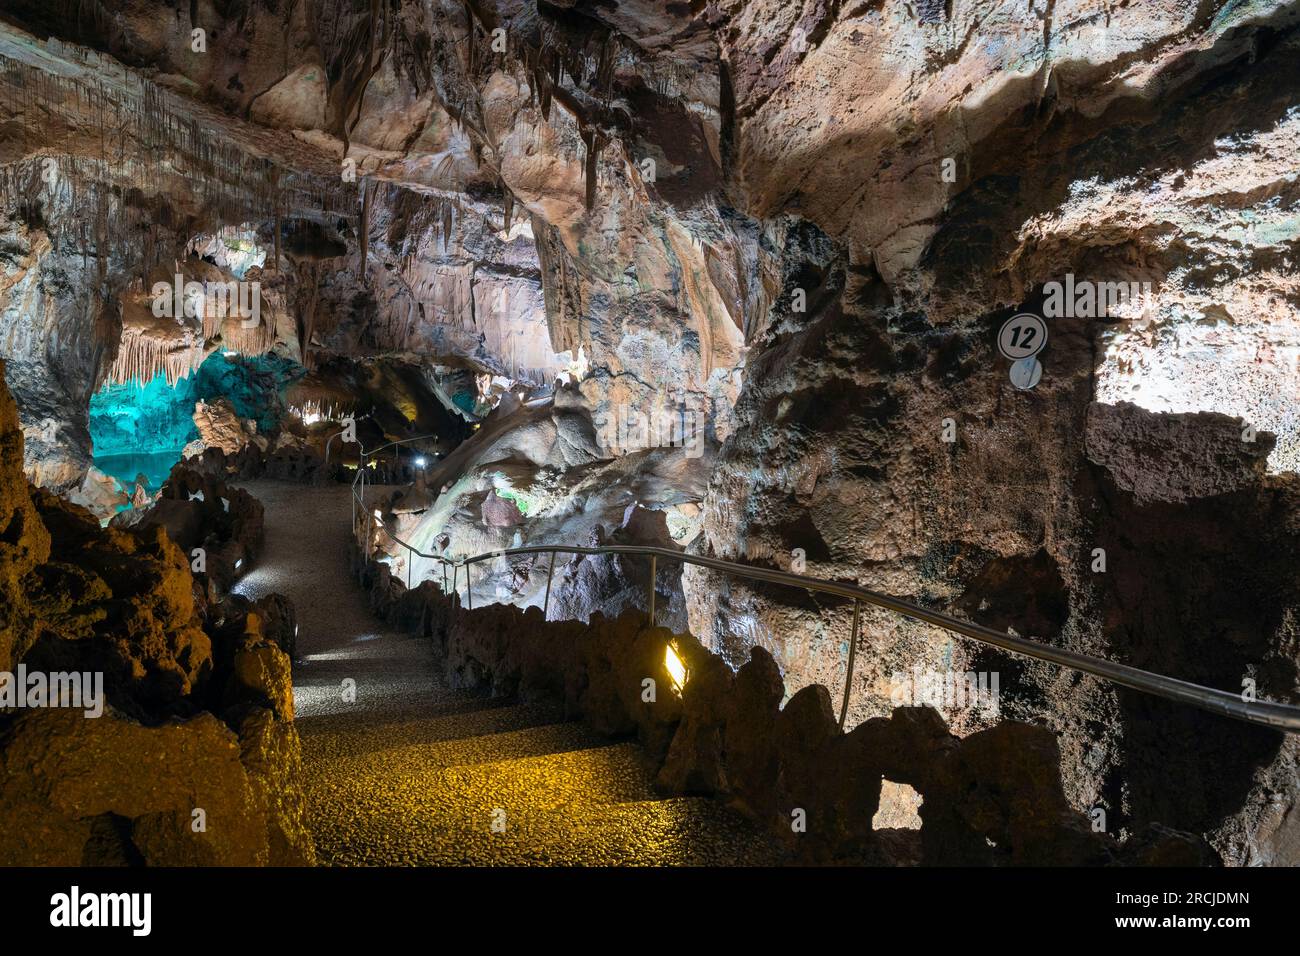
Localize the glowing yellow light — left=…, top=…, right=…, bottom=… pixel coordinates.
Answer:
left=664, top=642, right=687, bottom=692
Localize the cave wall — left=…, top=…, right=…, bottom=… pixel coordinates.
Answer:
left=1, top=0, right=1298, bottom=866
left=684, top=4, right=1300, bottom=864
left=0, top=361, right=313, bottom=865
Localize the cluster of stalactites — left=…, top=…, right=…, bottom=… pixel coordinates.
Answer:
left=0, top=43, right=356, bottom=252
left=201, top=309, right=276, bottom=358
left=454, top=4, right=640, bottom=215
left=0, top=156, right=177, bottom=302
left=102, top=326, right=204, bottom=389
left=288, top=399, right=354, bottom=426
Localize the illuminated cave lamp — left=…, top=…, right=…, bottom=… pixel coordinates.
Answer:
left=664, top=642, right=688, bottom=693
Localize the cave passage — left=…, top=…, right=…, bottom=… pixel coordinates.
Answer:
left=234, top=480, right=779, bottom=864
left=1, top=0, right=1299, bottom=893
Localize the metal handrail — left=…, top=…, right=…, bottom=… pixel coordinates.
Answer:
left=365, top=433, right=441, bottom=458
left=331, top=429, right=440, bottom=534
left=352, top=490, right=1300, bottom=734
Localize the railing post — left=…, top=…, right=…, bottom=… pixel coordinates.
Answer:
left=543, top=550, right=556, bottom=620
left=406, top=549, right=411, bottom=590
left=451, top=564, right=458, bottom=603
left=839, top=599, right=861, bottom=730
left=466, top=563, right=472, bottom=610
left=647, top=555, right=657, bottom=628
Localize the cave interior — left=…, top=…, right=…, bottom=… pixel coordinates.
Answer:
left=0, top=0, right=1298, bottom=872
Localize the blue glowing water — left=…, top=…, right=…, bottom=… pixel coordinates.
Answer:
left=452, top=389, right=476, bottom=414
left=94, top=450, right=188, bottom=501
left=89, top=352, right=305, bottom=495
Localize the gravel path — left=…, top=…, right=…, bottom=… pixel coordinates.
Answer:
left=234, top=480, right=783, bottom=866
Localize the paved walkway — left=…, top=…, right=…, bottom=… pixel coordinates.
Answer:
left=233, top=480, right=781, bottom=866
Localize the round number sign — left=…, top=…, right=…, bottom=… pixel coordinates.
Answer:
left=998, top=313, right=1048, bottom=361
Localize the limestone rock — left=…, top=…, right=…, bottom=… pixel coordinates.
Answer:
left=0, top=709, right=264, bottom=866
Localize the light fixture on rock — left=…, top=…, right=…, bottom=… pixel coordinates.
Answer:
left=665, top=641, right=688, bottom=693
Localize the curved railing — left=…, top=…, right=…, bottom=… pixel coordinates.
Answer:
left=340, top=434, right=1300, bottom=734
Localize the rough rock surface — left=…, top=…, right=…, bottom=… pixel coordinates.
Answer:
left=2, top=0, right=1299, bottom=867
left=0, top=364, right=313, bottom=865
left=1084, top=402, right=1274, bottom=505
left=354, top=543, right=1218, bottom=866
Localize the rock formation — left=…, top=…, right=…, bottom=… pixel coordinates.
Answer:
left=0, top=362, right=312, bottom=865
left=1, top=0, right=1298, bottom=866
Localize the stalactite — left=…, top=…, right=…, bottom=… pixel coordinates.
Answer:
left=0, top=45, right=358, bottom=237
left=104, top=326, right=203, bottom=388
left=465, top=0, right=477, bottom=76
left=359, top=179, right=370, bottom=275
left=301, top=262, right=321, bottom=371
left=582, top=128, right=598, bottom=210
left=538, top=63, right=552, bottom=121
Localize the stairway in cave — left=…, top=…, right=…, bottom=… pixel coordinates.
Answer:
left=233, top=481, right=781, bottom=865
